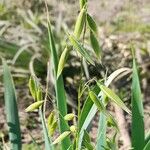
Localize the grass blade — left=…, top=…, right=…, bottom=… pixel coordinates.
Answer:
left=2, top=59, right=22, bottom=150
left=79, top=85, right=100, bottom=130
left=39, top=109, right=53, bottom=150
left=144, top=140, right=150, bottom=150
left=145, top=131, right=150, bottom=146
left=131, top=56, right=145, bottom=150
left=99, top=85, right=131, bottom=114
left=47, top=20, right=71, bottom=149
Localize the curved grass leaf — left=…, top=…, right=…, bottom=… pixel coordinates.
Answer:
left=68, top=34, right=95, bottom=65
left=2, top=59, right=21, bottom=150
left=99, top=85, right=131, bottom=114
left=144, top=140, right=150, bottom=150
left=131, top=57, right=144, bottom=150
left=145, top=130, right=150, bottom=146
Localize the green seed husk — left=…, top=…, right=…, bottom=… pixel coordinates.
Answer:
left=74, top=7, right=86, bottom=39
left=57, top=46, right=70, bottom=79
left=70, top=125, right=76, bottom=133
left=64, top=113, right=75, bottom=121
left=52, top=131, right=71, bottom=145
left=29, top=76, right=37, bottom=100
left=25, top=101, right=44, bottom=112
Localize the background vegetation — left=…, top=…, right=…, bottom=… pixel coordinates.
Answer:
left=0, top=0, right=149, bottom=149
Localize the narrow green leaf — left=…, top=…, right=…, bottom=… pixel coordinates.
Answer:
left=25, top=101, right=44, bottom=112
left=74, top=6, right=86, bottom=38
left=3, top=59, right=21, bottom=150
left=68, top=34, right=95, bottom=65
left=90, top=31, right=101, bottom=58
left=83, top=130, right=91, bottom=143
left=99, top=85, right=131, bottom=114
left=47, top=20, right=71, bottom=149
left=144, top=140, right=150, bottom=150
left=83, top=130, right=94, bottom=150
left=52, top=131, right=71, bottom=145
left=57, top=46, right=70, bottom=79
left=145, top=130, right=150, bottom=146
left=39, top=109, right=53, bottom=150
left=131, top=57, right=145, bottom=150
left=87, top=13, right=98, bottom=34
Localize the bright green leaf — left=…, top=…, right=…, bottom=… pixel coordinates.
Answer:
left=99, top=85, right=131, bottom=114
left=131, top=56, right=144, bottom=150
left=3, top=59, right=22, bottom=150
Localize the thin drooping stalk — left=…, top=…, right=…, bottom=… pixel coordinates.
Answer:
left=2, top=59, right=22, bottom=150
left=39, top=108, right=53, bottom=150
left=45, top=3, right=71, bottom=149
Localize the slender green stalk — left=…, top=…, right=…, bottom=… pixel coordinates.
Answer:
left=39, top=108, right=53, bottom=150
